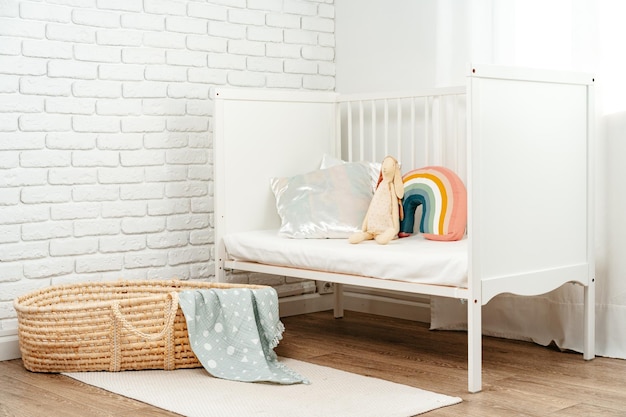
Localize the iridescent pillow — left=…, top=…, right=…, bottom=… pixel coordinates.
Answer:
left=271, top=162, right=373, bottom=239
left=319, top=154, right=381, bottom=192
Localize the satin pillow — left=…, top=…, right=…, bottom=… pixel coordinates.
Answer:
left=319, top=154, right=381, bottom=193
left=271, top=162, right=373, bottom=239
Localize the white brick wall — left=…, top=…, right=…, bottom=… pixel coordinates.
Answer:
left=0, top=0, right=334, bottom=329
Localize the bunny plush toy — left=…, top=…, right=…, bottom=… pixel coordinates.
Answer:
left=349, top=156, right=404, bottom=245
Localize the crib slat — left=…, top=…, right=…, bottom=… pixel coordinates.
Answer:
left=371, top=100, right=376, bottom=162
left=435, top=97, right=446, bottom=165
left=347, top=102, right=353, bottom=161
left=359, top=100, right=364, bottom=161
left=396, top=98, right=401, bottom=159
left=453, top=94, right=459, bottom=172
left=410, top=97, right=416, bottom=169
left=384, top=99, right=389, bottom=157
left=335, top=102, right=342, bottom=159
left=424, top=96, right=430, bottom=166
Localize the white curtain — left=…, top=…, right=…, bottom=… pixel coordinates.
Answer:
left=431, top=0, right=626, bottom=359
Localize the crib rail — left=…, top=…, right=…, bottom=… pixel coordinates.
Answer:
left=337, top=86, right=466, bottom=179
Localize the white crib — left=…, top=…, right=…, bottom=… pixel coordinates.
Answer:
left=213, top=64, right=595, bottom=393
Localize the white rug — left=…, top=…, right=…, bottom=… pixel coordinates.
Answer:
left=64, top=358, right=461, bottom=417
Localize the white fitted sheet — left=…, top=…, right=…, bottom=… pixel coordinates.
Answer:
left=223, top=230, right=468, bottom=288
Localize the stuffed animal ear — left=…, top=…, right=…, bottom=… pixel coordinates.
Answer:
left=393, top=163, right=404, bottom=199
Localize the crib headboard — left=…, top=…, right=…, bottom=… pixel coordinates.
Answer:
left=214, top=89, right=338, bottom=239
left=467, top=65, right=595, bottom=303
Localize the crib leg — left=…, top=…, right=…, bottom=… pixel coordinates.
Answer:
left=583, top=278, right=595, bottom=360
left=467, top=297, right=482, bottom=393
left=333, top=283, right=344, bottom=318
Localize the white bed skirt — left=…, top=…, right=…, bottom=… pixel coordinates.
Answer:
left=223, top=230, right=468, bottom=288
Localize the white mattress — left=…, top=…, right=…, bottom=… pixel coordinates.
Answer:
left=223, top=230, right=468, bottom=288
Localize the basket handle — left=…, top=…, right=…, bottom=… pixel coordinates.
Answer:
left=111, top=291, right=179, bottom=342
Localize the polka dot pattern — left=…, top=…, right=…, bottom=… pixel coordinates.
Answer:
left=179, top=288, right=308, bottom=385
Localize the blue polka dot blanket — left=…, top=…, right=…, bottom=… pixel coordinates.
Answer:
left=178, top=287, right=309, bottom=384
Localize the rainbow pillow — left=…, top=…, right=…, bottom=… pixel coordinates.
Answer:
left=400, top=166, right=467, bottom=241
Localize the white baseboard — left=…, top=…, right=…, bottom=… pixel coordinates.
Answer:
left=342, top=291, right=431, bottom=323
left=278, top=292, right=335, bottom=317
left=0, top=292, right=431, bottom=362
left=0, top=329, right=20, bottom=361
left=279, top=290, right=431, bottom=323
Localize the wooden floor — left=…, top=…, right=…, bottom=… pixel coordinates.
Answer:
left=1, top=310, right=625, bottom=416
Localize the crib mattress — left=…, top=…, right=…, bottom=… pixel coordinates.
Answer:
left=223, top=230, right=468, bottom=288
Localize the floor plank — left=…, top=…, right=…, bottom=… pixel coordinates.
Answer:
left=0, top=358, right=182, bottom=417
left=1, top=310, right=625, bottom=417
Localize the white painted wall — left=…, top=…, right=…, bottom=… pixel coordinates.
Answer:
left=0, top=0, right=335, bottom=333
left=335, top=0, right=438, bottom=93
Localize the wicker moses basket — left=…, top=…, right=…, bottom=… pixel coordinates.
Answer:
left=14, top=279, right=265, bottom=373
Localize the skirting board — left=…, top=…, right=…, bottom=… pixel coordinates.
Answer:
left=0, top=292, right=430, bottom=362
left=0, top=329, right=20, bottom=361
left=279, top=291, right=431, bottom=323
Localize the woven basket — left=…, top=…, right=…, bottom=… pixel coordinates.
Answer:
left=14, top=279, right=264, bottom=373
